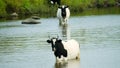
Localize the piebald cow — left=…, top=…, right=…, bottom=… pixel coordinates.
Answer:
left=57, top=5, right=70, bottom=25
left=47, top=37, right=80, bottom=63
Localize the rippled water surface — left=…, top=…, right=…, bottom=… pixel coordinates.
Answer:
left=0, top=15, right=120, bottom=68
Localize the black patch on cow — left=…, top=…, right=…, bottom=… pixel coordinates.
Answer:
left=54, top=40, right=67, bottom=58
left=47, top=38, right=68, bottom=58
left=61, top=7, right=66, bottom=19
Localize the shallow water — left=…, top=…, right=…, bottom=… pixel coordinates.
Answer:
left=0, top=15, right=120, bottom=68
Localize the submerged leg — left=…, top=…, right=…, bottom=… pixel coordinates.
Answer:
left=56, top=55, right=64, bottom=63
left=76, top=53, right=80, bottom=60
left=64, top=57, right=68, bottom=62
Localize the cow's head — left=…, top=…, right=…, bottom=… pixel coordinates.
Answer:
left=58, top=5, right=69, bottom=18
left=47, top=37, right=62, bottom=51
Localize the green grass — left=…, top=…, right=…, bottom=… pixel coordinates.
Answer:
left=0, top=0, right=119, bottom=18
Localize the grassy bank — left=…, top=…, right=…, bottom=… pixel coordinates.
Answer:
left=0, top=0, right=120, bottom=18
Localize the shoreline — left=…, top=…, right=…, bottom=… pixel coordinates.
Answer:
left=0, top=7, right=120, bottom=21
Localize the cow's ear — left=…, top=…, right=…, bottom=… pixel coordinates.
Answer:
left=58, top=39, right=62, bottom=42
left=47, top=40, right=51, bottom=43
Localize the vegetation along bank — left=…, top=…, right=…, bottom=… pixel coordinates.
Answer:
left=0, top=0, right=120, bottom=19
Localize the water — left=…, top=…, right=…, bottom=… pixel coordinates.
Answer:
left=0, top=15, right=120, bottom=68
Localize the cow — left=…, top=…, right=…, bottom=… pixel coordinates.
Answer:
left=57, top=5, right=70, bottom=26
left=50, top=0, right=61, bottom=5
left=47, top=37, right=80, bottom=63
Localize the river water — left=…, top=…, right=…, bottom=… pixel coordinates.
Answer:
left=0, top=15, right=120, bottom=68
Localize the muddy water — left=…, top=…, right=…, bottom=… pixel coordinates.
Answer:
left=0, top=15, right=120, bottom=68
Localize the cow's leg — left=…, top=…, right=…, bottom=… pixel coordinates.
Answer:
left=63, top=50, right=68, bottom=61
left=59, top=19, right=62, bottom=26
left=76, top=53, right=80, bottom=60
left=64, top=57, right=68, bottom=62
left=63, top=18, right=68, bottom=26
left=56, top=55, right=64, bottom=63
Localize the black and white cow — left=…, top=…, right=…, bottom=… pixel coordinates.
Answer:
left=50, top=0, right=61, bottom=5
left=57, top=5, right=70, bottom=25
left=47, top=37, right=80, bottom=63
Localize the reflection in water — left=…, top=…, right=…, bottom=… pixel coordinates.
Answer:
left=57, top=25, right=80, bottom=68
left=54, top=60, right=80, bottom=68
left=59, top=25, right=70, bottom=40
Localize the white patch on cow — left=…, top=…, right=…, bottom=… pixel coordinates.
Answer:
left=62, top=5, right=65, bottom=8
left=57, top=8, right=62, bottom=19
left=66, top=8, right=70, bottom=19
left=62, top=39, right=80, bottom=60
left=52, top=38, right=56, bottom=45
